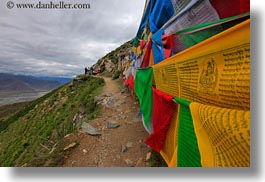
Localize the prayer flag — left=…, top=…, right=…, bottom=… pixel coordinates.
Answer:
left=134, top=67, right=153, bottom=131
left=145, top=88, right=175, bottom=152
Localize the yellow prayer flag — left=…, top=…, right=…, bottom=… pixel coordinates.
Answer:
left=190, top=102, right=250, bottom=167
left=160, top=106, right=179, bottom=167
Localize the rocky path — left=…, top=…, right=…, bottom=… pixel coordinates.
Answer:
left=63, top=77, right=151, bottom=167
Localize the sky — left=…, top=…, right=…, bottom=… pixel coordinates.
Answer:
left=0, top=0, right=145, bottom=77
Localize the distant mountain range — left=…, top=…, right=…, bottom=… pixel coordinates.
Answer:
left=0, top=73, right=72, bottom=92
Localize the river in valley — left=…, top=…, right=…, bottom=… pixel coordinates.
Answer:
left=0, top=91, right=50, bottom=106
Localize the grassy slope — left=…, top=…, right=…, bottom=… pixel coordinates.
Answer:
left=0, top=76, right=104, bottom=167
left=0, top=102, right=29, bottom=120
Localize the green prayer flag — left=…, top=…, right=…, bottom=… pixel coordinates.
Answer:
left=176, top=12, right=250, bottom=49
left=134, top=67, right=153, bottom=131
left=175, top=97, right=201, bottom=167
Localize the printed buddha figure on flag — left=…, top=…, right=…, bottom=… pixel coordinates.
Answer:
left=199, top=58, right=218, bottom=94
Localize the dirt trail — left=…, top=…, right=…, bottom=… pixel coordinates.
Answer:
left=63, top=77, right=151, bottom=167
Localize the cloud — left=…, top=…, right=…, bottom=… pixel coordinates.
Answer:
left=0, top=0, right=145, bottom=77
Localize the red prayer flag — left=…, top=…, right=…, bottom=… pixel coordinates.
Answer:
left=140, top=41, right=152, bottom=68
left=140, top=40, right=147, bottom=50
left=145, top=88, right=175, bottom=152
left=125, top=73, right=134, bottom=92
left=162, top=34, right=174, bottom=59
left=211, top=0, right=250, bottom=19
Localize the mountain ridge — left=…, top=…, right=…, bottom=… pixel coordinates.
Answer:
left=0, top=73, right=71, bottom=92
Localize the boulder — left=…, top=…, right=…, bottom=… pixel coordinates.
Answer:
left=106, top=121, right=120, bottom=129
left=81, top=122, right=101, bottom=136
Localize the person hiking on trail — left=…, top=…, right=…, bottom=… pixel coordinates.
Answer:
left=85, top=67, right=88, bottom=75
left=90, top=66, right=94, bottom=75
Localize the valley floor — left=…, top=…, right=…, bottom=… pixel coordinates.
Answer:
left=0, top=91, right=50, bottom=106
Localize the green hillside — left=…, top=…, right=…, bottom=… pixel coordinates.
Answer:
left=0, top=75, right=104, bottom=166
